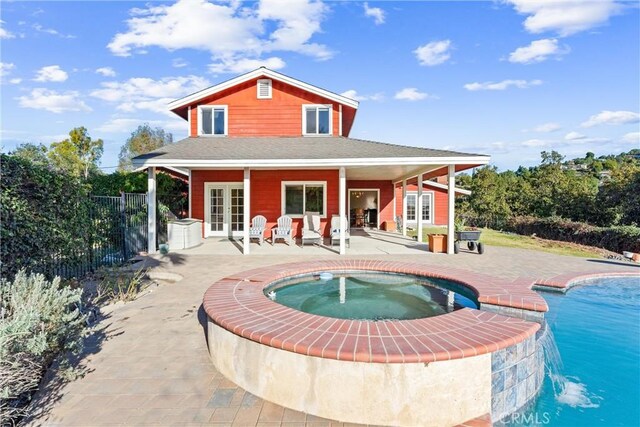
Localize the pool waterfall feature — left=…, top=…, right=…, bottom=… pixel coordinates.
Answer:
left=203, top=261, right=551, bottom=426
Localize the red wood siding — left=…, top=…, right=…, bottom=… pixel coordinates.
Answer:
left=191, top=169, right=339, bottom=238
left=346, top=180, right=395, bottom=225
left=394, top=184, right=450, bottom=226
left=188, top=78, right=352, bottom=138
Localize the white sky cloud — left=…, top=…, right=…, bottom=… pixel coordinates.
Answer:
left=504, top=0, right=622, bottom=37
left=209, top=56, right=285, bottom=74
left=0, top=62, right=15, bottom=78
left=364, top=3, right=385, bottom=25
left=96, top=67, right=116, bottom=77
left=581, top=110, right=640, bottom=127
left=108, top=0, right=331, bottom=72
left=17, top=88, right=92, bottom=113
left=340, top=89, right=383, bottom=102
left=32, top=23, right=75, bottom=39
left=172, top=58, right=189, bottom=68
left=97, top=117, right=186, bottom=133
left=0, top=20, right=15, bottom=39
left=521, top=138, right=550, bottom=147
left=414, top=40, right=452, bottom=66
left=565, top=131, right=586, bottom=140
left=9, top=78, right=22, bottom=84
left=90, top=75, right=211, bottom=115
left=532, top=122, right=562, bottom=132
left=464, top=79, right=542, bottom=91
left=509, top=38, right=569, bottom=64
left=34, top=65, right=68, bottom=82
left=622, top=132, right=640, bottom=144
left=394, top=87, right=433, bottom=101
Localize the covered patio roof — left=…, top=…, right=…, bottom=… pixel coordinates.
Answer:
left=132, top=136, right=489, bottom=181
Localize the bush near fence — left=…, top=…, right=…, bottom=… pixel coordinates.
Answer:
left=1, top=155, right=153, bottom=280
left=1, top=155, right=92, bottom=279
left=504, top=216, right=640, bottom=253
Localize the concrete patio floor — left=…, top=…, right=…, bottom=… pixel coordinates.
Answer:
left=172, top=229, right=432, bottom=256
left=25, top=243, right=639, bottom=427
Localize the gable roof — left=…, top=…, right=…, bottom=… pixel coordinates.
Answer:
left=168, top=67, right=360, bottom=112
left=132, top=136, right=489, bottom=168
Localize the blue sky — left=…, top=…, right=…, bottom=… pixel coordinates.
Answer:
left=1, top=0, right=638, bottom=171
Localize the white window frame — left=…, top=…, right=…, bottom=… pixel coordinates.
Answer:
left=281, top=181, right=328, bottom=218
left=302, top=104, right=333, bottom=136
left=406, top=191, right=434, bottom=224
left=198, top=105, right=228, bottom=136
left=257, top=79, right=272, bottom=99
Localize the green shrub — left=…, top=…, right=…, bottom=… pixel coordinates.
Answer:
left=0, top=154, right=91, bottom=279
left=0, top=270, right=86, bottom=424
left=505, top=216, right=640, bottom=253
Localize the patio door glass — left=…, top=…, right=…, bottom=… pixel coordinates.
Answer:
left=209, top=188, right=225, bottom=233
left=230, top=188, right=244, bottom=233
left=205, top=183, right=243, bottom=238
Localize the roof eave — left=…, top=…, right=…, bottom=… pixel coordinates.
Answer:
left=131, top=156, right=491, bottom=169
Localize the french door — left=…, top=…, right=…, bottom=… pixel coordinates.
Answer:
left=204, top=183, right=244, bottom=238
left=406, top=192, right=433, bottom=225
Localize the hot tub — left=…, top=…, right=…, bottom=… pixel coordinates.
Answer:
left=203, top=260, right=546, bottom=426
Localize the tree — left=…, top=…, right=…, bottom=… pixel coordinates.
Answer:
left=10, top=143, right=50, bottom=167
left=118, top=124, right=173, bottom=171
left=48, top=127, right=103, bottom=179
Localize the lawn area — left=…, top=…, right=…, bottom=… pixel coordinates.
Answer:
left=410, top=227, right=607, bottom=258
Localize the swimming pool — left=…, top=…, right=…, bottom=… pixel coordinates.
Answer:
left=505, top=276, right=640, bottom=426
left=264, top=272, right=478, bottom=320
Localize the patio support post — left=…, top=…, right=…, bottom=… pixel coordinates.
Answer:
left=402, top=179, right=407, bottom=237
left=339, top=167, right=346, bottom=255
left=147, top=167, right=157, bottom=254
left=188, top=169, right=192, bottom=218
left=417, top=173, right=423, bottom=244
left=447, top=164, right=455, bottom=254
left=243, top=168, right=251, bottom=255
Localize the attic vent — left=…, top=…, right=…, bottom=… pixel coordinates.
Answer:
left=257, top=79, right=272, bottom=99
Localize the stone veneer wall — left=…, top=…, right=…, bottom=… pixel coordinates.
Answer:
left=491, top=334, right=545, bottom=423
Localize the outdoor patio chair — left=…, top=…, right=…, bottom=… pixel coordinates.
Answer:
left=301, top=212, right=322, bottom=248
left=272, top=215, right=293, bottom=245
left=330, top=215, right=350, bottom=248
left=249, top=215, right=267, bottom=245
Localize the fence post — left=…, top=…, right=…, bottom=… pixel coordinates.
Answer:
left=120, top=191, right=128, bottom=261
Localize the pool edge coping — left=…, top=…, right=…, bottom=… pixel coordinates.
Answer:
left=203, top=260, right=544, bottom=364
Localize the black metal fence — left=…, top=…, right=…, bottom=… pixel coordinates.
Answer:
left=49, top=192, right=150, bottom=279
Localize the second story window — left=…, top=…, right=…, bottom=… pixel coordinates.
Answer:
left=303, top=105, right=331, bottom=136
left=199, top=105, right=227, bottom=136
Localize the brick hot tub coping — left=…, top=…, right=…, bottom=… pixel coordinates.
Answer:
left=203, top=260, right=545, bottom=363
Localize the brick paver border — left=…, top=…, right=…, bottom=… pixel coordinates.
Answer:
left=533, top=271, right=639, bottom=292
left=203, top=260, right=547, bottom=364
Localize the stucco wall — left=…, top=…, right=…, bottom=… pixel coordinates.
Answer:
left=208, top=320, right=492, bottom=427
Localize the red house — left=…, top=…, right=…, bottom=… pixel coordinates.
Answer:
left=133, top=68, right=488, bottom=254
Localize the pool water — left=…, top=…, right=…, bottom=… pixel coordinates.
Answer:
left=265, top=272, right=478, bottom=320
left=505, top=276, right=640, bottom=427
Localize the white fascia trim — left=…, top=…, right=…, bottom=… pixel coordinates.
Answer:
left=132, top=156, right=491, bottom=169
left=168, top=68, right=360, bottom=111
left=423, top=180, right=471, bottom=195
left=131, top=165, right=190, bottom=176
